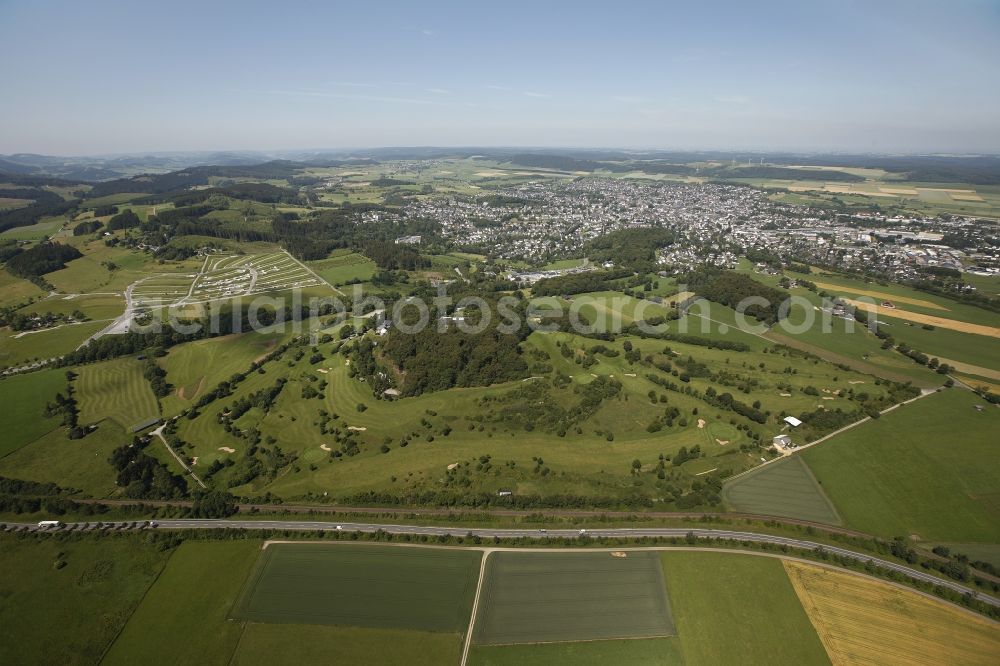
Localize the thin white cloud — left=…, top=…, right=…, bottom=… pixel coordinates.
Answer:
left=522, top=90, right=551, bottom=98
left=612, top=95, right=644, bottom=103
left=424, top=87, right=452, bottom=95
left=486, top=84, right=509, bottom=91
left=714, top=94, right=751, bottom=105
left=262, top=89, right=449, bottom=106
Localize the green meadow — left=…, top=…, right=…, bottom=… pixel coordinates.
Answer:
left=0, top=368, right=66, bottom=457
left=802, top=388, right=1000, bottom=542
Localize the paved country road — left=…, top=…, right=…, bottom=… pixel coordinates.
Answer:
left=5, top=519, right=997, bottom=609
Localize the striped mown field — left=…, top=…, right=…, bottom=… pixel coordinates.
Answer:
left=473, top=550, right=674, bottom=645
left=76, top=357, right=159, bottom=430
left=231, top=543, right=481, bottom=632
left=722, top=455, right=841, bottom=525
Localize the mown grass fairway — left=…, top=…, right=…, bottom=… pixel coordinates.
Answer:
left=0, top=368, right=66, bottom=457
left=472, top=550, right=674, bottom=645
left=784, top=560, right=1000, bottom=665
left=231, top=625, right=462, bottom=666
left=159, top=331, right=284, bottom=415
left=102, top=540, right=261, bottom=666
left=231, top=543, right=481, bottom=632
left=723, top=456, right=841, bottom=525
left=470, top=637, right=683, bottom=665
left=802, top=388, right=1000, bottom=542
left=662, top=551, right=830, bottom=665
left=76, top=357, right=159, bottom=430
left=0, top=535, right=170, bottom=666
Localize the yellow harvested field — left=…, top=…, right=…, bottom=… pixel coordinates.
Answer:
left=670, top=291, right=696, bottom=304
left=784, top=561, right=1000, bottom=666
left=951, top=193, right=986, bottom=202
left=811, top=282, right=948, bottom=311
left=934, top=357, right=1000, bottom=382
left=844, top=299, right=1000, bottom=337
left=878, top=187, right=919, bottom=195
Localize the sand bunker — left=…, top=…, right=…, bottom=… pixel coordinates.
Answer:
left=218, top=447, right=236, bottom=453
left=697, top=419, right=706, bottom=429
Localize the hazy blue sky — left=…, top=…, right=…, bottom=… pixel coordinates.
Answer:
left=2, top=0, right=998, bottom=154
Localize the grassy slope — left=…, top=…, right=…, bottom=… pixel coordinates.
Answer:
left=0, top=268, right=46, bottom=307
left=785, top=560, right=1000, bottom=665
left=0, top=368, right=66, bottom=457
left=159, top=331, right=285, bottom=416
left=0, top=535, right=169, bottom=666
left=172, top=320, right=891, bottom=500
left=802, top=388, right=1000, bottom=542
left=102, top=540, right=261, bottom=666
left=0, top=420, right=128, bottom=496
left=0, top=320, right=107, bottom=368
left=662, top=551, right=830, bottom=665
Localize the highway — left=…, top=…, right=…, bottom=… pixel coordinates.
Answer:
left=6, top=518, right=997, bottom=609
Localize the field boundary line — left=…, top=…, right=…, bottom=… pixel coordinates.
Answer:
left=726, top=388, right=937, bottom=483
left=96, top=541, right=180, bottom=664
left=461, top=550, right=490, bottom=666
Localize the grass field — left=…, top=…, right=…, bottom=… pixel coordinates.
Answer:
left=102, top=540, right=262, bottom=666
left=470, top=637, right=683, bottom=665
left=472, top=550, right=674, bottom=645
left=0, top=320, right=107, bottom=369
left=784, top=560, right=1000, bottom=665
left=76, top=357, right=159, bottom=430
left=307, top=251, right=377, bottom=286
left=0, top=535, right=169, bottom=666
left=662, top=551, right=830, bottom=665
left=722, top=456, right=841, bottom=524
left=0, top=419, right=129, bottom=497
left=159, top=331, right=285, bottom=416
left=0, top=368, right=66, bottom=457
left=0, top=268, right=46, bottom=307
left=231, top=543, right=481, bottom=632
left=802, top=388, right=1000, bottom=542
left=17, top=292, right=124, bottom=321
left=231, top=624, right=462, bottom=666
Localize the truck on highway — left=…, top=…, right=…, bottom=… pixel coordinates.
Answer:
left=37, top=520, right=63, bottom=529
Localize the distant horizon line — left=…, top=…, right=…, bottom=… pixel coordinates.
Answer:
left=3, top=146, right=1000, bottom=160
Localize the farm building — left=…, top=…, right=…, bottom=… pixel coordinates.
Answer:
left=131, top=417, right=161, bottom=433
left=772, top=434, right=793, bottom=450
left=784, top=416, right=803, bottom=427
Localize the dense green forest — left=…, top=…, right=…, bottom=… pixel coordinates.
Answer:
left=584, top=227, right=675, bottom=272
left=381, top=301, right=532, bottom=396
left=681, top=269, right=788, bottom=324
left=4, top=242, right=83, bottom=277
left=0, top=186, right=76, bottom=233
